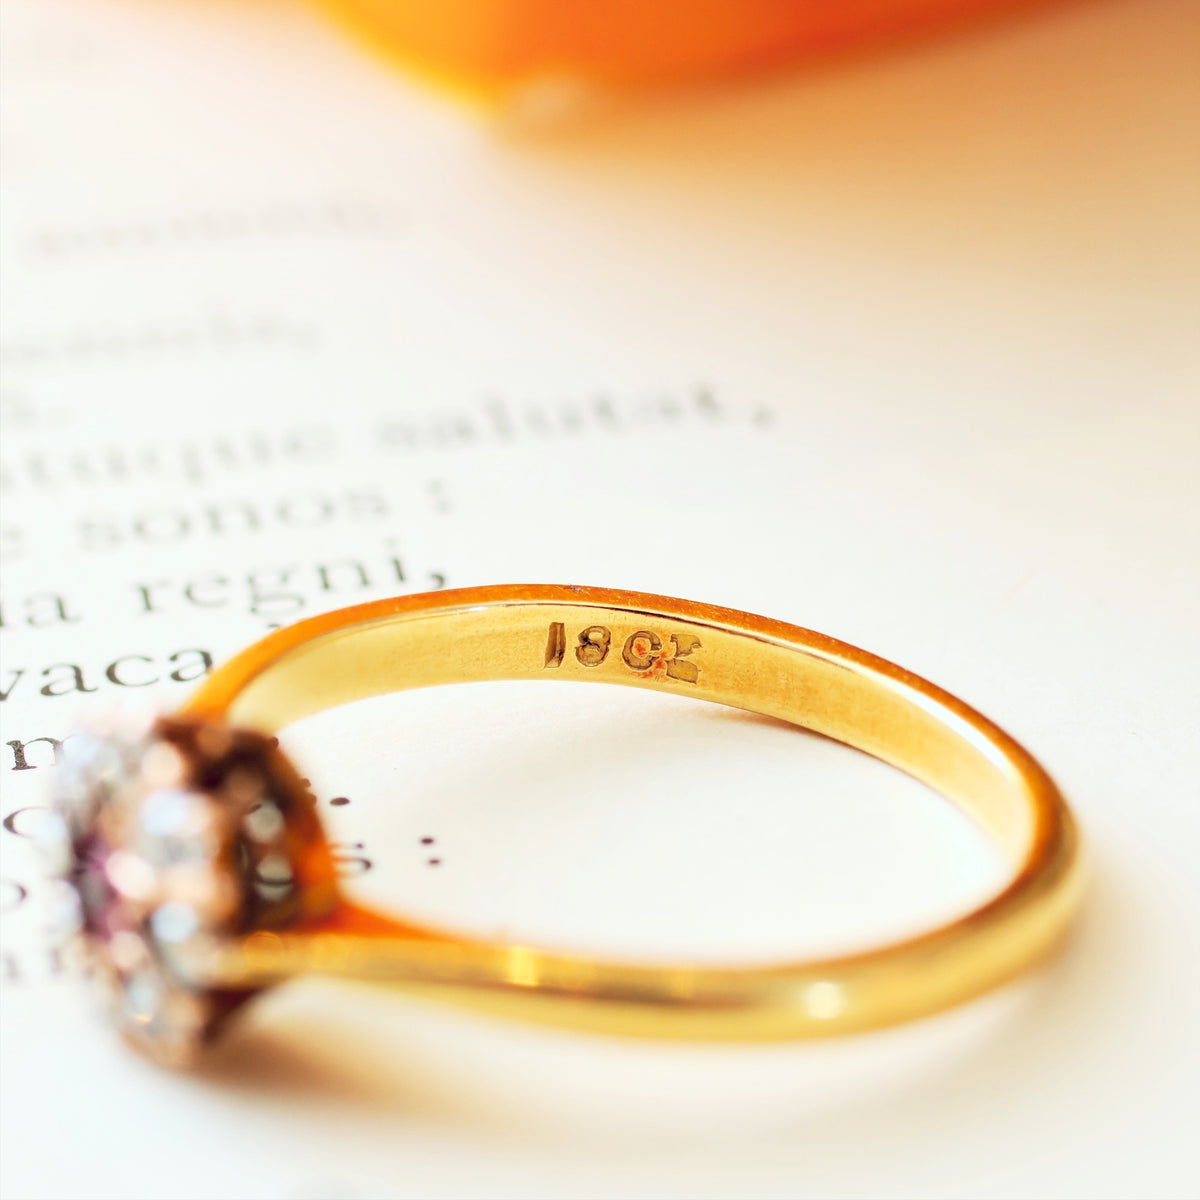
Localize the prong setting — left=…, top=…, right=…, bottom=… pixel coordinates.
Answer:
left=44, top=715, right=336, bottom=1066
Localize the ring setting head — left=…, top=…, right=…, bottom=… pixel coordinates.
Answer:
left=43, top=715, right=336, bottom=1066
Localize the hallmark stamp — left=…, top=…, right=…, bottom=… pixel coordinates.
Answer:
left=543, top=622, right=700, bottom=683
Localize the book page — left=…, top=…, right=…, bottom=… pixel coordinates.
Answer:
left=2, top=1, right=1197, bottom=1197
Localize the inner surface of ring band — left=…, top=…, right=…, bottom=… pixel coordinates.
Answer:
left=178, top=586, right=1080, bottom=1036
left=196, top=591, right=1043, bottom=865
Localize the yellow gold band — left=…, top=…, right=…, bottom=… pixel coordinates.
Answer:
left=180, top=584, right=1083, bottom=1038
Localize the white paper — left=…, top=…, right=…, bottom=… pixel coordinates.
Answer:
left=1, top=1, right=1197, bottom=1197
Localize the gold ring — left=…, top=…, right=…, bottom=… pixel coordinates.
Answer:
left=41, top=584, right=1083, bottom=1066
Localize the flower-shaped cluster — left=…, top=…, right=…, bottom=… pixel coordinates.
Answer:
left=43, top=715, right=335, bottom=1065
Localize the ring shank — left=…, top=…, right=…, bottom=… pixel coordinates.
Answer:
left=181, top=584, right=1081, bottom=1037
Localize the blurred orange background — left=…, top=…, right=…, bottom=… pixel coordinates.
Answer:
left=320, top=0, right=1061, bottom=98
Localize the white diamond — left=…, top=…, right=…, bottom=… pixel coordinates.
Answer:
left=244, top=802, right=284, bottom=843
left=124, top=970, right=163, bottom=1025
left=44, top=878, right=83, bottom=937
left=106, top=850, right=156, bottom=901
left=150, top=901, right=200, bottom=944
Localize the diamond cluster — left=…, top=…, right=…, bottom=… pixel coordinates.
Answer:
left=43, top=714, right=334, bottom=1065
